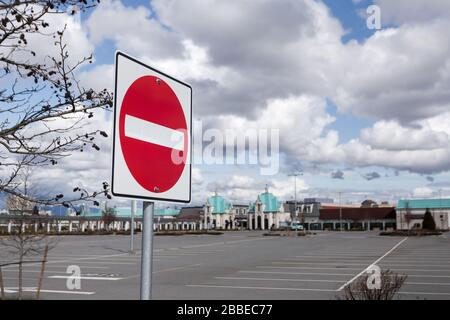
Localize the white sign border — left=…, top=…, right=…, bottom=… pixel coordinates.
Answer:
left=111, top=51, right=192, bottom=203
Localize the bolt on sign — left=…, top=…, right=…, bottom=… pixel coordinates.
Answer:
left=112, top=52, right=192, bottom=203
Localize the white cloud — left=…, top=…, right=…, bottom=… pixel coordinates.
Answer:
left=207, top=95, right=343, bottom=165
left=28, top=109, right=113, bottom=200
left=150, top=0, right=450, bottom=124
left=335, top=20, right=450, bottom=123
left=86, top=0, right=182, bottom=59
left=207, top=174, right=308, bottom=203
left=8, top=8, right=95, bottom=68
left=340, top=112, right=450, bottom=173
left=78, top=64, right=115, bottom=92
left=70, top=0, right=450, bottom=187
left=375, top=0, right=450, bottom=25
left=413, top=187, right=435, bottom=198
left=360, top=120, right=450, bottom=151
left=192, top=167, right=203, bottom=185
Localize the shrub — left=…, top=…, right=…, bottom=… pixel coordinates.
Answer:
left=422, top=209, right=436, bottom=230
left=337, top=269, right=407, bottom=300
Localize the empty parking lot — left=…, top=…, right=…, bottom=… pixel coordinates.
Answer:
left=1, top=231, right=449, bottom=300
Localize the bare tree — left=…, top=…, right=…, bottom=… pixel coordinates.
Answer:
left=0, top=0, right=112, bottom=207
left=0, top=1, right=113, bottom=299
left=102, top=205, right=116, bottom=232
left=337, top=269, right=407, bottom=300
left=1, top=167, right=57, bottom=299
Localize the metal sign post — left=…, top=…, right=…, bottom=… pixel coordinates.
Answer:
left=130, top=200, right=136, bottom=253
left=140, top=201, right=154, bottom=300
left=113, top=52, right=192, bottom=301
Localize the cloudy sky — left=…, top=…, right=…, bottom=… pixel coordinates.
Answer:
left=21, top=0, right=450, bottom=208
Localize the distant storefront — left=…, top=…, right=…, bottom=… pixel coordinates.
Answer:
left=319, top=206, right=396, bottom=231
left=397, top=199, right=450, bottom=230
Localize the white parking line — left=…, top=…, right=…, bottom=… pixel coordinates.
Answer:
left=157, top=252, right=223, bottom=255
left=49, top=254, right=110, bottom=257
left=288, top=257, right=376, bottom=260
left=122, top=263, right=202, bottom=280
left=21, top=265, right=109, bottom=269
left=186, top=284, right=336, bottom=292
left=155, top=263, right=202, bottom=274
left=381, top=263, right=450, bottom=267
left=215, top=276, right=344, bottom=283
left=5, top=287, right=95, bottom=295
left=398, top=291, right=450, bottom=296
left=155, top=253, right=200, bottom=256
left=257, top=266, right=362, bottom=271
left=342, top=236, right=368, bottom=239
left=273, top=262, right=368, bottom=266
left=275, top=261, right=450, bottom=268
left=48, top=275, right=122, bottom=281
left=5, top=252, right=132, bottom=269
left=293, top=254, right=387, bottom=258
left=337, top=237, right=408, bottom=291
left=258, top=266, right=450, bottom=273
left=406, top=282, right=450, bottom=286
left=180, top=237, right=271, bottom=249
left=407, top=274, right=450, bottom=278
left=238, top=271, right=354, bottom=276
left=2, top=264, right=109, bottom=271
left=45, top=261, right=136, bottom=265
left=1, top=269, right=107, bottom=274
left=378, top=259, right=450, bottom=263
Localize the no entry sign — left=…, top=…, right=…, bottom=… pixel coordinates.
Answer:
left=112, top=52, right=192, bottom=203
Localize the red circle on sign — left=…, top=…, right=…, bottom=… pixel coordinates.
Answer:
left=119, top=76, right=187, bottom=193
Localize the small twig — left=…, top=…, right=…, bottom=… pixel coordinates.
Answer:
left=35, top=244, right=48, bottom=300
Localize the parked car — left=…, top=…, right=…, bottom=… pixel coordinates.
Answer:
left=278, top=221, right=290, bottom=231
left=290, top=222, right=304, bottom=231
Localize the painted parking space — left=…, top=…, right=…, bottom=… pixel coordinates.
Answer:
left=1, top=232, right=449, bottom=299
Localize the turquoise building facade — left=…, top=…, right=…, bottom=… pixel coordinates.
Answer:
left=248, top=187, right=290, bottom=230
left=204, top=193, right=236, bottom=229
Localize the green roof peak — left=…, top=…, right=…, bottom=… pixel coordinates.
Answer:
left=250, top=189, right=280, bottom=213
left=207, top=193, right=231, bottom=214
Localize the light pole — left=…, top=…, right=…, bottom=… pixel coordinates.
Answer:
left=288, top=172, right=303, bottom=222
left=130, top=200, right=136, bottom=253
left=439, top=189, right=443, bottom=230
left=339, top=192, right=343, bottom=232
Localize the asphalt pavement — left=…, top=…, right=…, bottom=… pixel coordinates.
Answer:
left=1, top=231, right=449, bottom=300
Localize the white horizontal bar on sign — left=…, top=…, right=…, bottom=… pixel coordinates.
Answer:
left=124, top=114, right=184, bottom=151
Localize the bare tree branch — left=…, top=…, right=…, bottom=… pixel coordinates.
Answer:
left=0, top=0, right=112, bottom=206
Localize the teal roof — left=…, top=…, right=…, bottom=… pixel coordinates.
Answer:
left=250, top=191, right=280, bottom=213
left=397, top=198, right=450, bottom=210
left=81, top=206, right=102, bottom=217
left=114, top=208, right=129, bottom=217
left=154, top=208, right=180, bottom=217
left=207, top=195, right=231, bottom=214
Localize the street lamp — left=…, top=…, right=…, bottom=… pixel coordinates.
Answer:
left=338, top=192, right=343, bottom=232
left=288, top=172, right=303, bottom=222
left=439, top=189, right=443, bottom=230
